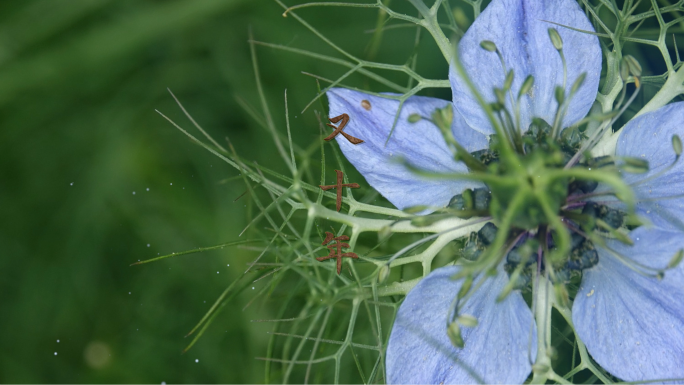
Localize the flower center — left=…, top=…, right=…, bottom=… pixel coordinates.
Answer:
left=446, top=118, right=631, bottom=289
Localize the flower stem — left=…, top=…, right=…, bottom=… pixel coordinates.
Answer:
left=406, top=0, right=454, bottom=64
left=635, top=61, right=684, bottom=118
left=530, top=277, right=553, bottom=384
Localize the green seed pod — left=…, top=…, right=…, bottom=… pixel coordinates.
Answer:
left=479, top=40, right=497, bottom=52
left=548, top=28, right=563, bottom=50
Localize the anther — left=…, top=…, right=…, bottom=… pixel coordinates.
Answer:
left=582, top=202, right=624, bottom=230
left=477, top=222, right=498, bottom=245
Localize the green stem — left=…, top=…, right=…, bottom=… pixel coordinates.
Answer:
left=530, top=277, right=553, bottom=384
left=407, top=0, right=454, bottom=64
left=554, top=304, right=613, bottom=384
left=635, top=64, right=684, bottom=117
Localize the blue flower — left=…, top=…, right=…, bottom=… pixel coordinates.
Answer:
left=326, top=0, right=684, bottom=383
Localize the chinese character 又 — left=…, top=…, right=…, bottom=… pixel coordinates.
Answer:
left=319, top=170, right=360, bottom=212
left=324, top=113, right=364, bottom=144
left=317, top=232, right=359, bottom=274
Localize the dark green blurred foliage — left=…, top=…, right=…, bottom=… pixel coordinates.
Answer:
left=0, top=0, right=449, bottom=382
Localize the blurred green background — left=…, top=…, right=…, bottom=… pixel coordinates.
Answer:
left=0, top=0, right=449, bottom=382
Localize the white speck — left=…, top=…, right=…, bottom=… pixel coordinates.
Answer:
left=252, top=287, right=255, bottom=290
left=147, top=244, right=150, bottom=247
left=70, top=182, right=73, bottom=186
left=195, top=359, right=199, bottom=363
left=226, top=264, right=230, bottom=267
left=54, top=352, right=58, bottom=356
left=132, top=191, right=136, bottom=195
left=57, top=339, right=60, bottom=343
left=162, top=382, right=166, bottom=385
left=217, top=271, right=219, bottom=274
left=183, top=187, right=185, bottom=190
left=170, top=183, right=173, bottom=185
left=203, top=301, right=206, bottom=303
left=146, top=188, right=150, bottom=191
left=129, top=292, right=131, bottom=295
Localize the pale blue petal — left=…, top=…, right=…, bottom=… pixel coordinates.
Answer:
left=386, top=264, right=536, bottom=384
left=616, top=102, right=684, bottom=231
left=327, top=88, right=483, bottom=211
left=573, top=227, right=684, bottom=382
left=449, top=0, right=601, bottom=136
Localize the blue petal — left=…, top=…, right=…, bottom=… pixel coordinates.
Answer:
left=573, top=227, right=684, bottom=382
left=616, top=102, right=684, bottom=231
left=449, top=0, right=601, bottom=136
left=386, top=265, right=536, bottom=384
left=327, top=88, right=484, bottom=211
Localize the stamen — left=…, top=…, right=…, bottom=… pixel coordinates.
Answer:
left=565, top=70, right=642, bottom=169
left=566, top=222, right=664, bottom=278
left=384, top=217, right=492, bottom=266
